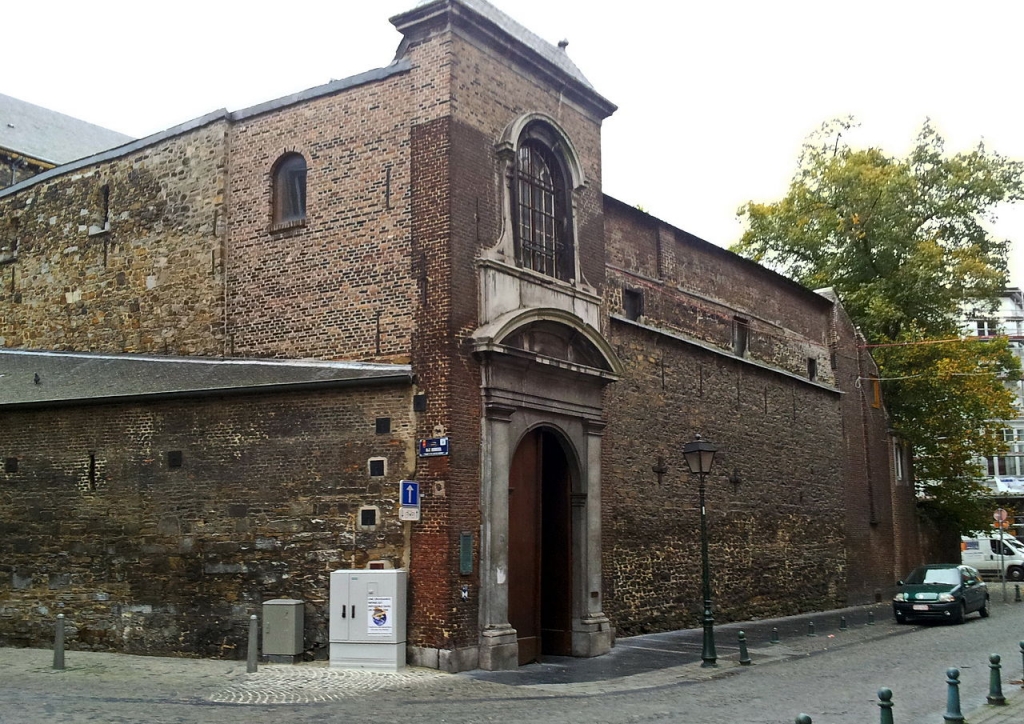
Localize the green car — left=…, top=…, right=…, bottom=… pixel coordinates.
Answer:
left=893, top=564, right=990, bottom=624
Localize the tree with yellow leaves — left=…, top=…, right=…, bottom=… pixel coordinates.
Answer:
left=733, top=118, right=1023, bottom=532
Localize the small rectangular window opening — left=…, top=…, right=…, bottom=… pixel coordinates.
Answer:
left=623, top=288, right=644, bottom=321
left=88, top=452, right=97, bottom=491
left=733, top=317, right=749, bottom=357
left=168, top=450, right=183, bottom=469
left=368, top=458, right=386, bottom=477
left=375, top=417, right=391, bottom=434
left=807, top=358, right=818, bottom=381
left=4, top=457, right=18, bottom=473
left=101, top=184, right=110, bottom=227
left=357, top=506, right=380, bottom=531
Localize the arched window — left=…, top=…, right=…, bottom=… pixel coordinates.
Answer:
left=512, top=129, right=574, bottom=281
left=271, top=153, right=307, bottom=230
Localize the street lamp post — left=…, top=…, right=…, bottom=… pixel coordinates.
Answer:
left=683, top=433, right=718, bottom=668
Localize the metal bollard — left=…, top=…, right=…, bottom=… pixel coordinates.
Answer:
left=53, top=613, right=65, bottom=670
left=987, top=653, right=1006, bottom=706
left=878, top=687, right=894, bottom=724
left=738, top=631, right=751, bottom=665
left=867, top=610, right=875, bottom=626
left=1016, top=584, right=1021, bottom=603
left=246, top=614, right=258, bottom=673
left=795, top=715, right=812, bottom=724
left=807, top=620, right=816, bottom=637
left=943, top=667, right=964, bottom=723
left=770, top=626, right=780, bottom=645
left=839, top=615, right=847, bottom=631
left=1020, top=641, right=1024, bottom=680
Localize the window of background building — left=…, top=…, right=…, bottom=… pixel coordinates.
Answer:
left=271, top=153, right=307, bottom=230
left=975, top=319, right=997, bottom=337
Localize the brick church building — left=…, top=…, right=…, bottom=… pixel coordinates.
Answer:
left=0, top=0, right=921, bottom=671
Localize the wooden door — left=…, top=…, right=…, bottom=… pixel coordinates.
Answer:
left=508, top=429, right=572, bottom=665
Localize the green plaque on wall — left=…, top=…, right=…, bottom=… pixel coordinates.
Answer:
left=459, top=532, right=473, bottom=575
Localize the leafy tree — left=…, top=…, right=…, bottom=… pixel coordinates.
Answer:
left=732, top=119, right=1023, bottom=533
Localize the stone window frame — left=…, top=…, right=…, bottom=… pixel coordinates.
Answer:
left=493, top=113, right=586, bottom=285
left=270, top=152, right=308, bottom=232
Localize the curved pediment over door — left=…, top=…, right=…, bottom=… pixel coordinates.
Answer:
left=472, top=307, right=622, bottom=382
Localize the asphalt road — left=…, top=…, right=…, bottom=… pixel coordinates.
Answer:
left=0, top=601, right=1021, bottom=724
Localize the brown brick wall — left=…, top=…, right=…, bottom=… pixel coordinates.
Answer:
left=0, top=385, right=414, bottom=657
left=830, top=303, right=923, bottom=600
left=408, top=113, right=458, bottom=650
left=225, top=74, right=420, bottom=362
left=605, top=202, right=834, bottom=385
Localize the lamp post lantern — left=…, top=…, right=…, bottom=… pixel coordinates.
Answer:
left=683, top=433, right=718, bottom=667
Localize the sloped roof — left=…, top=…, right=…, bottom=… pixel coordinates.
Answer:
left=0, top=349, right=412, bottom=408
left=0, top=93, right=134, bottom=165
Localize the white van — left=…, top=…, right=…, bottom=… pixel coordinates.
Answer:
left=961, top=533, right=1024, bottom=581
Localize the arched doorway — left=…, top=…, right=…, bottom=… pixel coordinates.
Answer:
left=507, top=427, right=573, bottom=665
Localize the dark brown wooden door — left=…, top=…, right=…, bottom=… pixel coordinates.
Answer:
left=508, top=429, right=572, bottom=665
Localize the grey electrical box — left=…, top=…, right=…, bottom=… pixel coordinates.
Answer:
left=262, top=598, right=304, bottom=660
left=330, top=569, right=407, bottom=670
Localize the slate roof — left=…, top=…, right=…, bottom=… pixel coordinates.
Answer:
left=0, top=93, right=134, bottom=165
left=396, top=0, right=613, bottom=113
left=0, top=349, right=413, bottom=408
left=439, top=0, right=594, bottom=88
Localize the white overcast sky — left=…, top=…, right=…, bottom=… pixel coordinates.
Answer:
left=5, top=0, right=1022, bottom=286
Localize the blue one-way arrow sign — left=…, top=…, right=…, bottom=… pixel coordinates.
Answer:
left=400, top=480, right=420, bottom=507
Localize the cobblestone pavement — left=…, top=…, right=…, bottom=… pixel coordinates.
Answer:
left=1, top=601, right=1022, bottom=723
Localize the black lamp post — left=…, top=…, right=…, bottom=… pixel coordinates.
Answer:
left=683, top=433, right=718, bottom=667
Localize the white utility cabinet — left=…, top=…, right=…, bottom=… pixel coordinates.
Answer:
left=329, top=569, right=407, bottom=670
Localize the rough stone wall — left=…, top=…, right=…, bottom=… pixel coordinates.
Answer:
left=602, top=205, right=848, bottom=635
left=0, top=385, right=414, bottom=657
left=0, top=123, right=229, bottom=355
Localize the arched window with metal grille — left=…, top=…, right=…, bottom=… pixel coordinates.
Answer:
left=512, top=133, right=574, bottom=281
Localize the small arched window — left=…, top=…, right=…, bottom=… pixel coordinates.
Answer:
left=271, top=153, right=307, bottom=230
left=513, top=130, right=574, bottom=281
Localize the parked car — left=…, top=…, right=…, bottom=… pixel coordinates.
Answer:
left=892, top=564, right=989, bottom=625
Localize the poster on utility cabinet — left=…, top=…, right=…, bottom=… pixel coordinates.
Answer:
left=367, top=597, right=393, bottom=636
